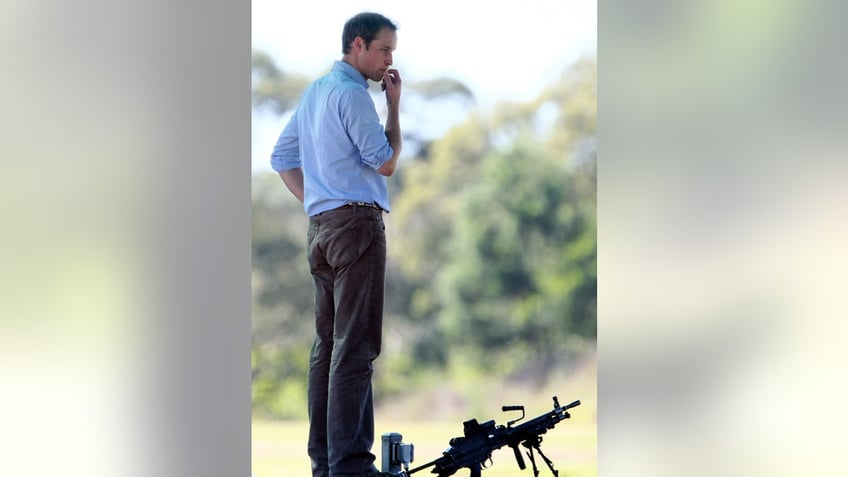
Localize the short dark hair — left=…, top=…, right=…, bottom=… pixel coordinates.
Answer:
left=341, top=12, right=398, bottom=54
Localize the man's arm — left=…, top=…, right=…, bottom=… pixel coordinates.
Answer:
left=271, top=106, right=304, bottom=202
left=377, top=69, right=402, bottom=176
left=279, top=168, right=304, bottom=203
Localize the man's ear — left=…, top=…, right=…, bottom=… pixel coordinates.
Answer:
left=353, top=36, right=365, bottom=52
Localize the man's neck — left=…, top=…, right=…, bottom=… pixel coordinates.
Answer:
left=340, top=56, right=366, bottom=80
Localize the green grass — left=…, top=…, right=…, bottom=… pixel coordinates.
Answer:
left=252, top=353, right=596, bottom=477
left=252, top=420, right=310, bottom=476
left=252, top=418, right=595, bottom=477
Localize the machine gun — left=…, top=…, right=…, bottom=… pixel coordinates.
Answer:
left=384, top=396, right=580, bottom=477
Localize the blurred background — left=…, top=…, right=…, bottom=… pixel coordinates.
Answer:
left=3, top=1, right=848, bottom=477
left=599, top=1, right=848, bottom=475
left=251, top=2, right=597, bottom=475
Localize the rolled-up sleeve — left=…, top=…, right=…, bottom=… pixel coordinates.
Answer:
left=270, top=111, right=301, bottom=172
left=341, top=89, right=393, bottom=169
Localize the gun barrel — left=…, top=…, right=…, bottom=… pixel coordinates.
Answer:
left=563, top=399, right=581, bottom=410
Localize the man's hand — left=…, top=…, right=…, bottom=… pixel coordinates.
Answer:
left=279, top=168, right=305, bottom=203
left=381, top=68, right=402, bottom=107
left=378, top=68, right=402, bottom=177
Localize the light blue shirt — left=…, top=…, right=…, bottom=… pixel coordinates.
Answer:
left=271, top=60, right=394, bottom=216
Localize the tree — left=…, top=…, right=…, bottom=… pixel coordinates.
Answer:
left=251, top=172, right=312, bottom=418
left=251, top=49, right=311, bottom=115
left=250, top=50, right=597, bottom=417
left=436, top=137, right=596, bottom=379
left=387, top=57, right=597, bottom=382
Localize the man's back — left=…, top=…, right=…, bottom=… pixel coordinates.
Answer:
left=272, top=60, right=394, bottom=216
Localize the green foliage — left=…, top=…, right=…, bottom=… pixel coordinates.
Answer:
left=251, top=49, right=311, bottom=115
left=433, top=138, right=596, bottom=379
left=251, top=172, right=313, bottom=418
left=251, top=53, right=597, bottom=418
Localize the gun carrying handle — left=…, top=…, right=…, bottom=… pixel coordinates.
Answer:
left=502, top=405, right=525, bottom=427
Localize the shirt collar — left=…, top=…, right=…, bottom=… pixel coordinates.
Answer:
left=332, top=60, right=368, bottom=88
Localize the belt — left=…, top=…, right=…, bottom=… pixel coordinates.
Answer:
left=341, top=201, right=384, bottom=213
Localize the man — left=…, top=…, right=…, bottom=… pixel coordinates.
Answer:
left=270, top=12, right=402, bottom=477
